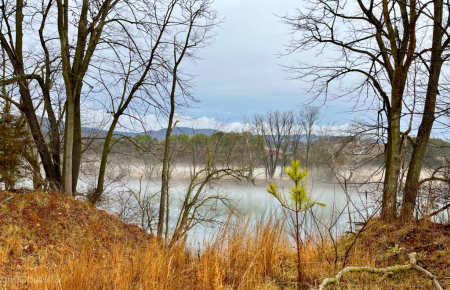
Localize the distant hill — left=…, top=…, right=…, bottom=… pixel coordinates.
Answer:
left=146, top=127, right=217, bottom=140
left=41, top=119, right=110, bottom=139
left=113, top=127, right=217, bottom=140
left=39, top=120, right=382, bottom=143
left=40, top=119, right=217, bottom=140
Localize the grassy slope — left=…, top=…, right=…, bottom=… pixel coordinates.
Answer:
left=0, top=192, right=293, bottom=290
left=0, top=191, right=152, bottom=288
left=336, top=219, right=450, bottom=289
left=1, top=191, right=450, bottom=289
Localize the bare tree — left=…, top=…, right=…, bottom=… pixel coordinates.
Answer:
left=0, top=0, right=126, bottom=195
left=250, top=111, right=292, bottom=180
left=157, top=0, right=220, bottom=241
left=89, top=0, right=179, bottom=204
left=0, top=0, right=222, bottom=201
left=279, top=111, right=295, bottom=179
left=283, top=0, right=450, bottom=221
left=290, top=112, right=305, bottom=163
left=169, top=132, right=252, bottom=245
left=240, top=127, right=264, bottom=179
left=299, top=106, right=321, bottom=170
left=0, top=0, right=64, bottom=191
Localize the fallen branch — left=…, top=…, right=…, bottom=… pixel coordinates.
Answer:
left=316, top=253, right=443, bottom=290
left=0, top=195, right=15, bottom=205
left=421, top=203, right=450, bottom=220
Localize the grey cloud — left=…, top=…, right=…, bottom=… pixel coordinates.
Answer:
left=182, top=0, right=355, bottom=125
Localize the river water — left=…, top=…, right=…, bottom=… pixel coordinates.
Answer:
left=98, top=173, right=361, bottom=245
left=11, top=167, right=364, bottom=243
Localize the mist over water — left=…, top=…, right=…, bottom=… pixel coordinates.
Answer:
left=13, top=164, right=365, bottom=244
left=97, top=169, right=357, bottom=245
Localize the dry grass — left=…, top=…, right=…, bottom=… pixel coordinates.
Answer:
left=1, top=191, right=450, bottom=289
left=331, top=218, right=450, bottom=289
left=0, top=192, right=300, bottom=289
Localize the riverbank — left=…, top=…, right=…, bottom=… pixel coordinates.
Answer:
left=1, top=191, right=450, bottom=289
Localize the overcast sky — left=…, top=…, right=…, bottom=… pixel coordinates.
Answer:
left=99, top=0, right=360, bottom=132
left=176, top=0, right=355, bottom=129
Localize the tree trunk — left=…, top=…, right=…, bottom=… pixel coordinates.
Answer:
left=90, top=118, right=119, bottom=204
left=63, top=97, right=74, bottom=196
left=381, top=68, right=407, bottom=222
left=42, top=89, right=62, bottom=186
left=72, top=93, right=82, bottom=193
left=24, top=147, right=43, bottom=190
left=157, top=72, right=177, bottom=241
left=19, top=84, right=60, bottom=191
left=401, top=1, right=443, bottom=221
left=158, top=121, right=173, bottom=241
left=295, top=210, right=302, bottom=284
left=306, top=134, right=311, bottom=169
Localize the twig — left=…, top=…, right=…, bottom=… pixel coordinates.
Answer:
left=0, top=195, right=15, bottom=205
left=421, top=203, right=450, bottom=220
left=316, top=253, right=443, bottom=290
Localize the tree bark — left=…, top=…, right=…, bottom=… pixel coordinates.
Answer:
left=381, top=68, right=407, bottom=221
left=90, top=117, right=119, bottom=204
left=158, top=113, right=174, bottom=241
left=18, top=84, right=60, bottom=190
left=72, top=94, right=82, bottom=193
left=401, top=0, right=444, bottom=221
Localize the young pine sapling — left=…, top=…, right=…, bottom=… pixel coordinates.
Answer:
left=267, top=160, right=325, bottom=284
